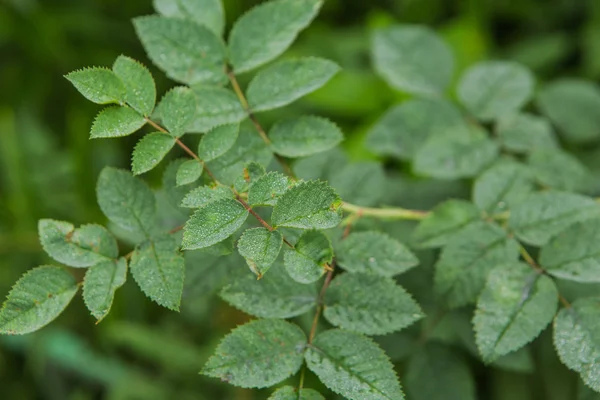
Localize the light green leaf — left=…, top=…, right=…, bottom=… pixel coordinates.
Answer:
left=220, top=265, right=317, bottom=318
left=411, top=200, right=481, bottom=249
left=82, top=258, right=128, bottom=322
left=247, top=58, right=339, bottom=112
left=509, top=191, right=600, bottom=246
left=96, top=167, right=156, bottom=236
left=337, top=231, right=418, bottom=277
left=306, top=329, right=404, bottom=400
left=329, top=162, right=385, bottom=207
left=175, top=159, right=203, bottom=186
left=457, top=61, right=534, bottom=121
left=269, top=386, right=324, bottom=400
left=324, top=273, right=422, bottom=335
left=131, top=132, right=176, bottom=175
left=0, top=266, right=78, bottom=335
left=284, top=230, right=332, bottom=283
left=182, top=198, right=248, bottom=249
left=198, top=123, right=239, bottom=161
left=248, top=172, right=292, bottom=206
left=228, top=0, right=322, bottom=73
left=188, top=87, right=247, bottom=133
left=272, top=180, right=342, bottom=229
left=554, top=297, right=600, bottom=392
left=237, top=227, right=283, bottom=277
left=537, top=79, right=600, bottom=144
left=434, top=222, right=520, bottom=308
left=38, top=219, right=118, bottom=268
left=268, top=116, right=343, bottom=158
left=202, top=319, right=307, bottom=388
left=540, top=219, right=600, bottom=282
left=372, top=25, right=453, bottom=96
left=112, top=55, right=156, bottom=116
left=181, top=185, right=233, bottom=208
left=153, top=0, right=224, bottom=36
left=474, top=263, right=557, bottom=362
left=65, top=67, right=126, bottom=104
left=527, top=148, right=590, bottom=191
left=365, top=98, right=464, bottom=160
left=156, top=86, right=196, bottom=135
left=130, top=235, right=184, bottom=311
left=133, top=16, right=226, bottom=85
left=496, top=112, right=557, bottom=154
left=90, top=106, right=146, bottom=139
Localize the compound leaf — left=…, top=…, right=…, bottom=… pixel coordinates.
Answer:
left=237, top=227, right=283, bottom=277
left=156, top=86, right=197, bottom=135
left=112, top=55, right=156, bottom=116
left=248, top=172, right=292, bottom=206
left=90, top=106, right=146, bottom=139
left=131, top=132, right=176, bottom=175
left=83, top=258, right=128, bottom=322
left=284, top=230, right=332, bottom=283
left=176, top=160, right=203, bottom=186
left=269, top=116, right=343, bottom=158
left=65, top=67, right=126, bottom=105
left=198, top=123, right=239, bottom=161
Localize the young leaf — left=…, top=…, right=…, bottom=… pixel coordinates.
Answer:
left=188, top=87, right=247, bottom=133
left=202, top=319, right=307, bottom=388
left=175, top=160, right=203, bottom=186
left=228, top=0, right=322, bottom=73
left=324, top=273, right=423, bottom=335
left=130, top=235, right=184, bottom=311
left=271, top=180, right=342, bottom=229
left=0, top=266, right=79, bottom=335
left=554, top=297, right=600, bottom=392
left=65, top=67, right=126, bottom=104
left=248, top=172, right=292, bottom=207
left=220, top=265, right=318, bottom=318
left=90, top=106, right=146, bottom=139
left=434, top=222, right=520, bottom=308
left=247, top=58, right=339, bottom=112
left=496, top=112, right=557, bottom=154
left=156, top=86, right=197, bottom=135
left=284, top=230, right=332, bottom=283
left=96, top=167, right=157, bottom=236
left=38, top=219, right=118, bottom=267
left=457, top=61, right=534, bottom=121
left=372, top=25, right=453, bottom=96
left=112, top=55, right=156, bottom=116
left=131, top=132, right=176, bottom=175
left=305, top=329, right=404, bottom=400
left=82, top=258, right=128, bottom=322
left=182, top=198, right=249, bottom=249
left=133, top=16, right=226, bottom=85
left=154, top=0, right=224, bottom=36
left=268, top=116, right=343, bottom=158
left=198, top=123, right=239, bottom=161
left=237, top=227, right=283, bottom=277
left=474, top=263, right=558, bottom=362
left=269, top=386, right=324, bottom=400
left=233, top=161, right=267, bottom=193
left=527, top=148, right=590, bottom=191
left=509, top=191, right=600, bottom=246
left=337, top=231, right=418, bottom=277
left=181, top=185, right=233, bottom=208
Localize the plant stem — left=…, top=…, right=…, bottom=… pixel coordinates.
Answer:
left=341, top=201, right=429, bottom=221
left=235, top=195, right=294, bottom=248
left=308, top=266, right=335, bottom=343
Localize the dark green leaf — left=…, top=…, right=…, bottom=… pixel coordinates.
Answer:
left=175, top=159, right=203, bottom=186
left=269, top=386, right=324, bottom=400
left=112, top=55, right=156, bottom=116
left=329, top=162, right=385, bottom=207
left=181, top=185, right=233, bottom=208
left=188, top=87, right=247, bottom=133
left=497, top=113, right=557, bottom=154
left=527, top=148, right=590, bottom=191
left=248, top=172, right=292, bottom=206
left=131, top=132, right=176, bottom=175
left=237, top=227, right=283, bottom=277
left=198, top=123, right=239, bottom=161
left=83, top=258, right=128, bottom=321
left=284, top=230, right=332, bottom=283
left=156, top=86, right=196, bottom=135
left=269, top=116, right=343, bottom=158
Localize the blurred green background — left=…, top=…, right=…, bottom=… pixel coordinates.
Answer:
left=1, top=0, right=600, bottom=399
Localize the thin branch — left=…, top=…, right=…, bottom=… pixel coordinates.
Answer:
left=519, top=245, right=571, bottom=308
left=235, top=195, right=294, bottom=248
left=308, top=266, right=335, bottom=344
left=342, top=201, right=429, bottom=221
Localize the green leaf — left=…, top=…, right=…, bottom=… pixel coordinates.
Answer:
left=228, top=0, right=322, bottom=73
left=404, top=343, right=476, bottom=400
left=82, top=258, right=128, bottom=322
left=284, top=230, right=332, bottom=283
left=202, top=319, right=307, bottom=388
left=329, top=162, right=386, bottom=207
left=272, top=180, right=342, bottom=229
left=38, top=219, right=118, bottom=268
left=474, top=263, right=557, bottom=362
left=198, top=123, right=239, bottom=161
left=269, top=386, right=325, bottom=400
left=131, top=132, right=176, bottom=175
left=497, top=112, right=557, bottom=154
left=537, top=79, right=600, bottom=144
left=188, top=87, right=247, bottom=133
left=181, top=185, right=233, bottom=208
left=372, top=25, right=453, bottom=96
left=175, top=160, right=203, bottom=186
left=411, top=200, right=481, bottom=249
left=434, top=222, right=520, bottom=308
left=457, top=61, right=534, bottom=121
left=247, top=58, right=339, bottom=112
left=305, top=329, right=404, bottom=400
left=324, top=273, right=422, bottom=335
left=527, top=148, right=590, bottom=191
left=130, top=235, right=184, bottom=311
left=182, top=198, right=249, bottom=249
left=337, top=231, right=418, bottom=277
left=65, top=67, right=126, bottom=104
left=154, top=0, right=225, bottom=36
left=554, top=297, right=600, bottom=392
left=508, top=191, right=600, bottom=246
left=96, top=167, right=157, bottom=236
left=220, top=265, right=317, bottom=318
left=268, top=116, right=343, bottom=158
left=237, top=228, right=283, bottom=277
left=540, top=219, right=600, bottom=282
left=90, top=106, right=146, bottom=139
left=112, top=55, right=156, bottom=116
left=156, top=86, right=197, bottom=135
left=248, top=172, right=292, bottom=206
left=163, top=158, right=198, bottom=209
left=0, top=266, right=78, bottom=335
left=233, top=161, right=267, bottom=193
left=133, top=16, right=226, bottom=85
left=365, top=98, right=464, bottom=160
